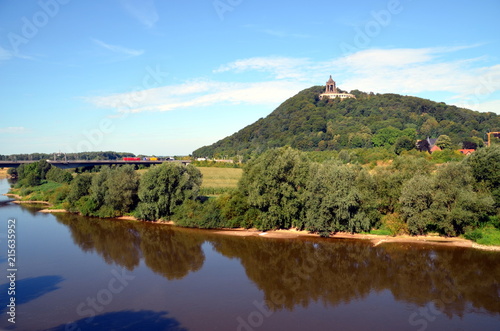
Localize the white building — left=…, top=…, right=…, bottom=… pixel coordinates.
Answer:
left=319, top=76, right=355, bottom=100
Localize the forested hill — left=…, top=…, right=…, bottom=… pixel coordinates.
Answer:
left=193, top=86, right=500, bottom=158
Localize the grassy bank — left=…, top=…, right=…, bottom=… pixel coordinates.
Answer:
left=9, top=181, right=68, bottom=209
left=465, top=224, right=500, bottom=246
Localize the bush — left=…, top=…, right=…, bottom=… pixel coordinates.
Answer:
left=172, top=199, right=224, bottom=228
left=383, top=213, right=408, bottom=236
left=464, top=229, right=483, bottom=242
left=136, top=163, right=202, bottom=221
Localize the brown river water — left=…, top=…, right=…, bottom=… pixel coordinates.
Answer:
left=0, top=179, right=499, bottom=331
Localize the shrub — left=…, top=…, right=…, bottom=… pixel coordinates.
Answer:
left=383, top=213, right=408, bottom=236
left=464, top=229, right=483, bottom=242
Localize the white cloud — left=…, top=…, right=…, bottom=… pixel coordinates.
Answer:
left=0, top=127, right=27, bottom=134
left=86, top=45, right=500, bottom=116
left=120, top=0, right=159, bottom=28
left=214, top=46, right=500, bottom=100
left=86, top=80, right=306, bottom=114
left=469, top=99, right=500, bottom=115
left=214, top=56, right=311, bottom=80
left=91, top=38, right=144, bottom=57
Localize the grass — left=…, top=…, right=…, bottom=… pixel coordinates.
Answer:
left=465, top=225, right=500, bottom=246
left=368, top=228, right=392, bottom=236
left=197, top=167, right=243, bottom=189
left=11, top=181, right=65, bottom=202
left=135, top=166, right=243, bottom=196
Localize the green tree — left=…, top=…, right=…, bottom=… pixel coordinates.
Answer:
left=66, top=173, right=92, bottom=211
left=394, top=136, right=415, bottom=155
left=430, top=163, right=493, bottom=236
left=435, top=135, right=452, bottom=150
left=239, top=147, right=310, bottom=230
left=46, top=167, right=73, bottom=184
left=372, top=126, right=402, bottom=147
left=105, top=165, right=139, bottom=214
left=420, top=117, right=439, bottom=137
left=136, top=163, right=202, bottom=221
left=399, top=174, right=434, bottom=235
left=465, top=145, right=500, bottom=207
left=304, top=162, right=370, bottom=236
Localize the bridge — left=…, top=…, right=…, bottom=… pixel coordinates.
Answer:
left=0, top=159, right=191, bottom=169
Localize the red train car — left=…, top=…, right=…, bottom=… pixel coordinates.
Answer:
left=123, top=157, right=141, bottom=161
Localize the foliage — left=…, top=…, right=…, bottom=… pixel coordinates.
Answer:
left=430, top=163, right=493, bottom=236
left=304, top=162, right=372, bottom=235
left=400, top=163, right=494, bottom=236
left=80, top=165, right=140, bottom=217
left=399, top=174, right=434, bottom=235
left=435, top=135, right=452, bottom=150
left=0, top=151, right=136, bottom=161
left=465, top=146, right=500, bottom=207
left=464, top=225, right=500, bottom=246
left=193, top=87, right=499, bottom=158
left=135, top=163, right=202, bottom=221
left=172, top=199, right=224, bottom=229
left=66, top=173, right=93, bottom=212
left=429, top=149, right=465, bottom=163
left=372, top=126, right=403, bottom=147
left=46, top=167, right=73, bottom=184
left=372, top=155, right=434, bottom=215
left=238, top=147, right=310, bottom=230
left=394, top=136, right=415, bottom=155
left=382, top=213, right=408, bottom=236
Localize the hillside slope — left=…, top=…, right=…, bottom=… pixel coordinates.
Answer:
left=193, top=86, right=500, bottom=158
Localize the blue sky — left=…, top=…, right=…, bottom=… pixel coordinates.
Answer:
left=1, top=0, right=499, bottom=156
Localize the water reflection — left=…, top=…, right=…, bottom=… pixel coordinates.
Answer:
left=53, top=212, right=500, bottom=317
left=47, top=310, right=187, bottom=331
left=212, top=236, right=500, bottom=316
left=56, top=213, right=142, bottom=271
left=54, top=213, right=205, bottom=279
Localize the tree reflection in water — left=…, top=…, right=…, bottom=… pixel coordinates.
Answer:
left=54, top=213, right=500, bottom=317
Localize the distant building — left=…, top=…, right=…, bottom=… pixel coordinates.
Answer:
left=424, top=137, right=443, bottom=153
left=319, top=76, right=355, bottom=100
left=458, top=149, right=475, bottom=155
left=430, top=145, right=441, bottom=153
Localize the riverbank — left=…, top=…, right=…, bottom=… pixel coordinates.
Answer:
left=4, top=192, right=500, bottom=251
left=207, top=227, right=500, bottom=250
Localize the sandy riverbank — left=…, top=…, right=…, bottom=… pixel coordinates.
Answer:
left=207, top=227, right=499, bottom=249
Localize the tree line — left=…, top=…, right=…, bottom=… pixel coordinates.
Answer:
left=11, top=146, right=500, bottom=238
left=0, top=151, right=136, bottom=161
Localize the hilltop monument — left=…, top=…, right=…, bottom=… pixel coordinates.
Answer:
left=319, top=76, right=355, bottom=100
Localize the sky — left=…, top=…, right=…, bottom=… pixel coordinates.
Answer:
left=0, top=0, right=499, bottom=156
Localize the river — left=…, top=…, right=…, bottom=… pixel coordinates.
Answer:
left=0, top=179, right=499, bottom=331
